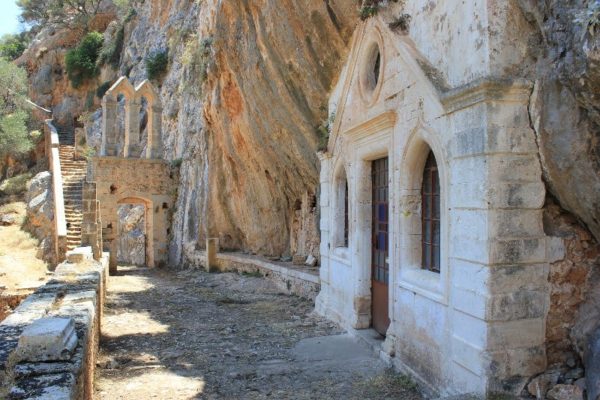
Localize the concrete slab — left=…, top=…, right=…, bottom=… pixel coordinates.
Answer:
left=293, top=333, right=375, bottom=362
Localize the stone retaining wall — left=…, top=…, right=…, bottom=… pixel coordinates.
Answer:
left=184, top=245, right=320, bottom=301
left=0, top=248, right=108, bottom=400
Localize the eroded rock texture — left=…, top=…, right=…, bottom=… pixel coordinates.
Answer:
left=198, top=1, right=355, bottom=256
left=520, top=0, right=600, bottom=242
left=117, top=204, right=146, bottom=266
left=24, top=171, right=55, bottom=264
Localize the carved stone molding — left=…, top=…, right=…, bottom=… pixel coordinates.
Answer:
left=441, top=78, right=533, bottom=114
left=343, top=110, right=397, bottom=141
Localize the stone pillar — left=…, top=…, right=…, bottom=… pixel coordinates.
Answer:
left=206, top=238, right=220, bottom=273
left=443, top=80, right=549, bottom=394
left=101, top=94, right=118, bottom=156
left=147, top=104, right=163, bottom=159
left=81, top=182, right=103, bottom=261
left=124, top=98, right=141, bottom=158
left=315, top=152, right=332, bottom=317
left=482, top=90, right=549, bottom=392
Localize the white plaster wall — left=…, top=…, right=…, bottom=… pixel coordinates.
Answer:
left=317, top=2, right=548, bottom=396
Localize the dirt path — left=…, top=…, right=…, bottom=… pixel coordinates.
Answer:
left=94, top=267, right=423, bottom=400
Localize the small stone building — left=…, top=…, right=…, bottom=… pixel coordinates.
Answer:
left=316, top=3, right=556, bottom=397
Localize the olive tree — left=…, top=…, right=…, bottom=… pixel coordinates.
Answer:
left=17, top=0, right=103, bottom=30
left=0, top=58, right=32, bottom=158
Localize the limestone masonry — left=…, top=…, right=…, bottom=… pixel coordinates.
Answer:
left=8, top=0, right=600, bottom=399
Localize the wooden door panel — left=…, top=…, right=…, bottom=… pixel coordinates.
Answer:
left=371, top=157, right=390, bottom=336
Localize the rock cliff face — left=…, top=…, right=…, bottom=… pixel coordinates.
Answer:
left=25, top=171, right=54, bottom=263
left=196, top=0, right=355, bottom=256
left=19, top=0, right=356, bottom=265
left=113, top=0, right=356, bottom=263
left=19, top=2, right=598, bottom=267
left=519, top=0, right=600, bottom=243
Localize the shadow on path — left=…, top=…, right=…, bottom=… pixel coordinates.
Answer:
left=94, top=266, right=422, bottom=399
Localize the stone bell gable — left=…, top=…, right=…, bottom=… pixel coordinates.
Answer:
left=101, top=77, right=163, bottom=159
left=83, top=77, right=175, bottom=273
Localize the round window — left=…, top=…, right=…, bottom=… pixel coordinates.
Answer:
left=360, top=42, right=383, bottom=103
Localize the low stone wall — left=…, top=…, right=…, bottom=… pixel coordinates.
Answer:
left=45, top=120, right=68, bottom=263
left=0, top=248, right=108, bottom=399
left=184, top=246, right=320, bottom=301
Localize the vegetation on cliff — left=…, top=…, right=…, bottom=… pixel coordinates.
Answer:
left=0, top=33, right=30, bottom=61
left=0, top=59, right=31, bottom=158
left=65, top=31, right=103, bottom=88
left=16, top=0, right=103, bottom=30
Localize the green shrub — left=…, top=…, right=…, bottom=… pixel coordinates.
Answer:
left=0, top=59, right=31, bottom=158
left=389, top=14, right=412, bottom=33
left=98, top=25, right=124, bottom=69
left=358, top=0, right=403, bottom=21
left=178, top=35, right=212, bottom=96
left=359, top=5, right=378, bottom=20
left=96, top=81, right=112, bottom=98
left=124, top=7, right=137, bottom=23
left=82, top=145, right=96, bottom=160
left=316, top=112, right=336, bottom=152
left=0, top=172, right=32, bottom=196
left=0, top=33, right=29, bottom=61
left=145, top=50, right=169, bottom=81
left=65, top=31, right=104, bottom=88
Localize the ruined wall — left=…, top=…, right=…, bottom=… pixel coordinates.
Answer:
left=544, top=198, right=600, bottom=366
left=0, top=249, right=108, bottom=399
left=89, top=156, right=176, bottom=270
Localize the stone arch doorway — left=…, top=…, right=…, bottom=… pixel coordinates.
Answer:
left=117, top=201, right=148, bottom=267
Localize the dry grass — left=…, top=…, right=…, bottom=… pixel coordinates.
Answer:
left=0, top=201, right=49, bottom=292
left=0, top=173, right=32, bottom=197
left=352, top=369, right=422, bottom=400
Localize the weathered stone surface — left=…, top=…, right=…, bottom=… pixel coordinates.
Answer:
left=585, top=327, right=600, bottom=400
left=546, top=384, right=584, bottom=400
left=527, top=370, right=561, bottom=398
left=14, top=318, right=77, bottom=363
left=0, top=251, right=108, bottom=400
left=0, top=214, right=16, bottom=226
left=522, top=1, right=600, bottom=243
left=543, top=199, right=600, bottom=364
left=25, top=172, right=54, bottom=263
left=117, top=204, right=145, bottom=266
left=9, top=372, right=75, bottom=400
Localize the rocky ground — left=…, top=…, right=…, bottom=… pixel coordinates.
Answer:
left=94, top=266, right=423, bottom=400
left=0, top=201, right=50, bottom=321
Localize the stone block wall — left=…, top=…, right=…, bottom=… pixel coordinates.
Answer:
left=89, top=156, right=175, bottom=272
left=0, top=249, right=109, bottom=399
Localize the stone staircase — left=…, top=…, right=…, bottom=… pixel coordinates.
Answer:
left=57, top=128, right=87, bottom=252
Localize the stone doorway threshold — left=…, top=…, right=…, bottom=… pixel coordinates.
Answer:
left=349, top=328, right=394, bottom=364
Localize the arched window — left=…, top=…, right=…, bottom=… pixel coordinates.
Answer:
left=334, top=166, right=349, bottom=248
left=421, top=151, right=440, bottom=273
